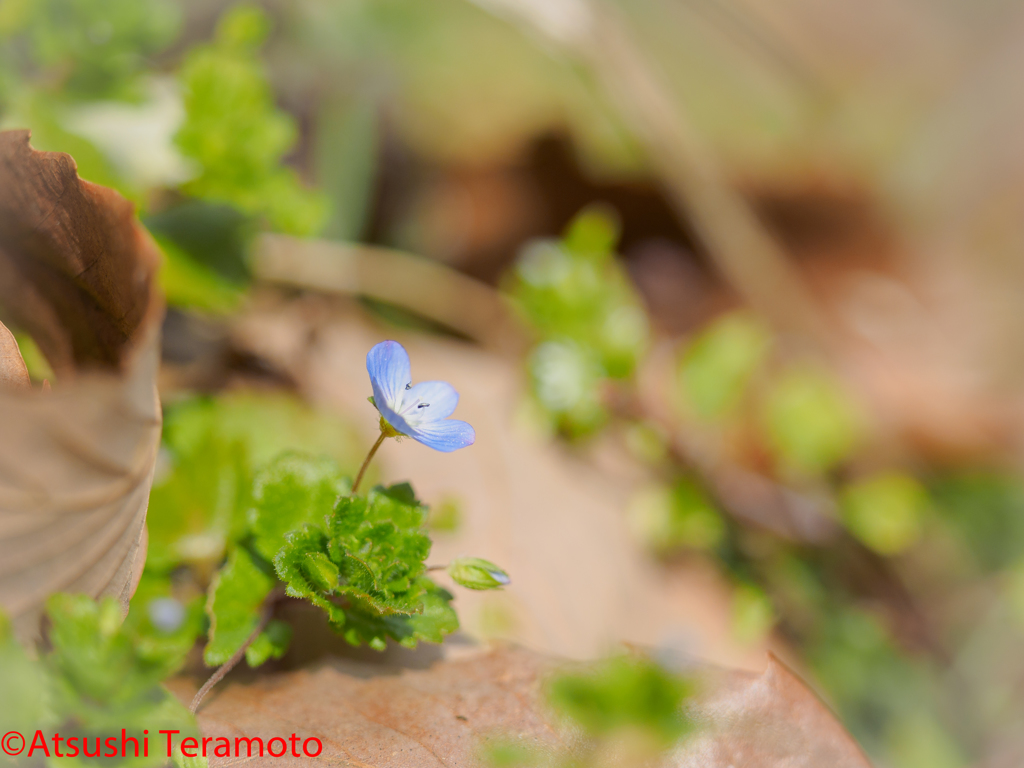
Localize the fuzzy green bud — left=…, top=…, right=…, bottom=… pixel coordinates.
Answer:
left=448, top=557, right=510, bottom=590
left=302, top=552, right=340, bottom=593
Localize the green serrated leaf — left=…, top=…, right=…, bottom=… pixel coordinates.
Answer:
left=245, top=619, right=292, bottom=667
left=303, top=551, right=341, bottom=593
left=249, top=452, right=350, bottom=562
left=342, top=579, right=458, bottom=650
left=204, top=547, right=274, bottom=666
left=327, top=494, right=432, bottom=620
left=273, top=525, right=346, bottom=628
left=276, top=480, right=455, bottom=650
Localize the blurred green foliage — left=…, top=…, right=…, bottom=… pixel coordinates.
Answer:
left=0, top=597, right=199, bottom=768
left=761, top=366, right=863, bottom=478
left=547, top=655, right=693, bottom=748
left=174, top=5, right=326, bottom=236
left=0, top=611, right=48, bottom=746
left=11, top=330, right=53, bottom=382
left=0, top=0, right=180, bottom=101
left=629, top=477, right=725, bottom=553
left=507, top=207, right=649, bottom=437
left=5, top=3, right=1024, bottom=766
left=123, top=572, right=205, bottom=675
left=841, top=472, right=929, bottom=556
left=147, top=392, right=361, bottom=573
left=153, top=236, right=245, bottom=315
left=731, top=582, right=775, bottom=645
left=0, top=1, right=326, bottom=318
left=678, top=311, right=772, bottom=421
left=807, top=607, right=959, bottom=767
left=930, top=471, right=1024, bottom=573
left=427, top=495, right=462, bottom=533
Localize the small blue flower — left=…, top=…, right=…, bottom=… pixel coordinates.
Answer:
left=367, top=340, right=475, bottom=452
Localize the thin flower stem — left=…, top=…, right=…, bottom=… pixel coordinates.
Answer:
left=352, top=431, right=387, bottom=494
left=189, top=588, right=281, bottom=714
left=425, top=564, right=448, bottom=571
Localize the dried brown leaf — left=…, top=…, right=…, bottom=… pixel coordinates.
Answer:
left=0, top=130, right=163, bottom=640
left=169, top=646, right=870, bottom=767
left=168, top=647, right=562, bottom=768
left=0, top=321, right=30, bottom=390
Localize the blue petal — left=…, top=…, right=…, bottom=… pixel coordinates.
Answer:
left=402, top=380, right=459, bottom=421
left=376, top=397, right=415, bottom=437
left=409, top=419, right=476, bottom=452
left=366, top=340, right=411, bottom=412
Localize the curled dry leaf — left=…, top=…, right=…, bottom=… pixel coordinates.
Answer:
left=0, top=130, right=163, bottom=640
left=0, top=322, right=30, bottom=390
left=168, top=646, right=870, bottom=767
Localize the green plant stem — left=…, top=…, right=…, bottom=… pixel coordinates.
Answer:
left=190, top=589, right=280, bottom=714
left=352, top=431, right=387, bottom=494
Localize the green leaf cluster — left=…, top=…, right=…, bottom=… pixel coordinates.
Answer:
left=174, top=4, right=326, bottom=236
left=201, top=452, right=349, bottom=666
left=274, top=482, right=458, bottom=651
left=143, top=394, right=359, bottom=669
left=506, top=207, right=649, bottom=437
left=0, top=596, right=199, bottom=768
left=0, top=0, right=181, bottom=101
left=146, top=391, right=361, bottom=572
left=141, top=392, right=487, bottom=671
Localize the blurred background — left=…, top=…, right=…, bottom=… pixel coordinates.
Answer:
left=3, top=0, right=1024, bottom=765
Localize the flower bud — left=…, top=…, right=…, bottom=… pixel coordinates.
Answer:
left=448, top=557, right=510, bottom=590
left=379, top=415, right=405, bottom=439
left=302, top=552, right=340, bottom=593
